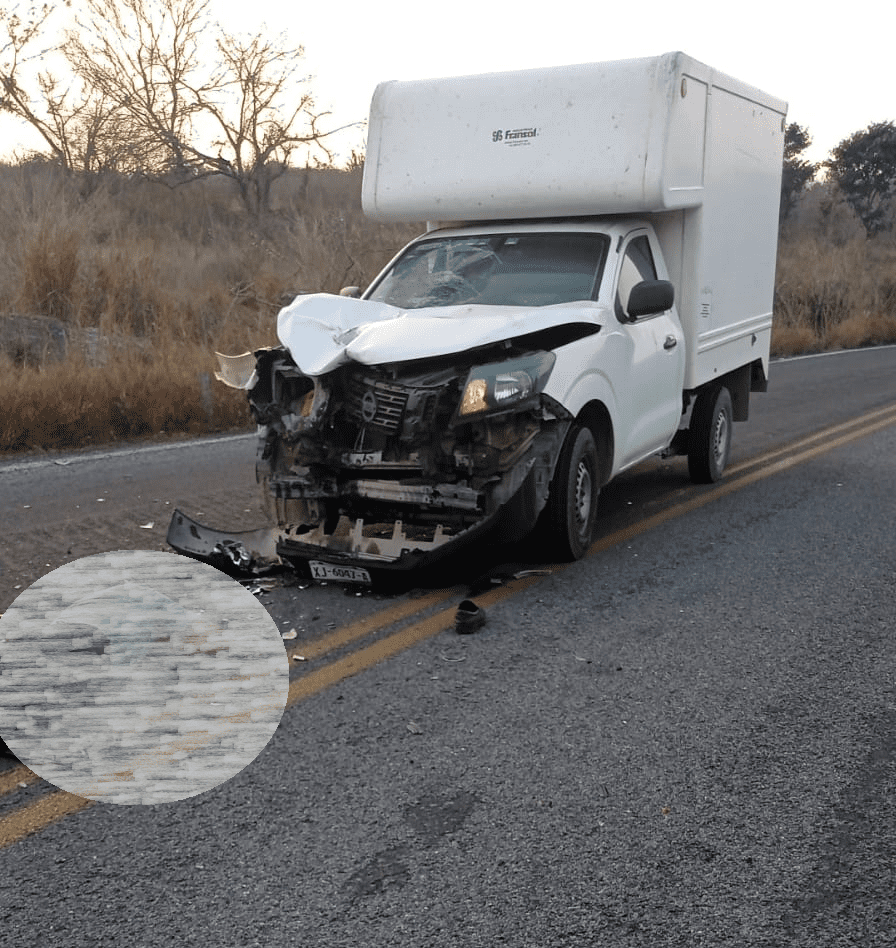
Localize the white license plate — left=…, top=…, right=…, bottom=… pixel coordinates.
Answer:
left=309, top=561, right=372, bottom=584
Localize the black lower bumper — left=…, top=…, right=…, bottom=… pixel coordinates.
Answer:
left=166, top=509, right=282, bottom=575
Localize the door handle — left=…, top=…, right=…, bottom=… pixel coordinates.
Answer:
left=663, top=335, right=678, bottom=350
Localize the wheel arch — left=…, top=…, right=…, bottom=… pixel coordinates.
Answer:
left=700, top=361, right=763, bottom=423
left=575, top=400, right=615, bottom=486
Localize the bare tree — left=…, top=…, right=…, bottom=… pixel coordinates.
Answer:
left=1, top=2, right=154, bottom=182
left=63, top=0, right=211, bottom=174
left=0, top=2, right=71, bottom=164
left=62, top=0, right=348, bottom=216
left=193, top=30, right=334, bottom=217
left=3, top=0, right=350, bottom=214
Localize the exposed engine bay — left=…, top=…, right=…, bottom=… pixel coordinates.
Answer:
left=242, top=341, right=572, bottom=573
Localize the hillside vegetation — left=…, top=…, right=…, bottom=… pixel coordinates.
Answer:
left=1, top=161, right=895, bottom=454
left=0, top=162, right=417, bottom=452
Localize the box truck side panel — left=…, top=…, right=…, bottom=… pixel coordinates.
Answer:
left=362, top=54, right=712, bottom=223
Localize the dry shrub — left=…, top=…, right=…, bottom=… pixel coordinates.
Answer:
left=0, top=161, right=422, bottom=452
left=0, top=343, right=251, bottom=453
left=20, top=223, right=81, bottom=322
left=9, top=170, right=89, bottom=322
left=770, top=324, right=823, bottom=357
left=827, top=312, right=896, bottom=349
left=773, top=232, right=896, bottom=354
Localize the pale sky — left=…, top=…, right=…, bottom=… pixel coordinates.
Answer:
left=2, top=0, right=890, bottom=169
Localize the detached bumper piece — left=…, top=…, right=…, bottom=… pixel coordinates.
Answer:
left=166, top=509, right=282, bottom=575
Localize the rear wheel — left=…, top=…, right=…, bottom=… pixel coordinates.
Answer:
left=688, top=385, right=732, bottom=483
left=542, top=424, right=600, bottom=561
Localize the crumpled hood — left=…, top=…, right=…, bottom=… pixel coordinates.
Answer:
left=277, top=293, right=603, bottom=376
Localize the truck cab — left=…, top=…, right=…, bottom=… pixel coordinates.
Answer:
left=360, top=217, right=686, bottom=476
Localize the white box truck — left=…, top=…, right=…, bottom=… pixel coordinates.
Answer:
left=169, top=52, right=786, bottom=582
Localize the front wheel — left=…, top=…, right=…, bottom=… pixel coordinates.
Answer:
left=688, top=385, right=732, bottom=483
left=541, top=424, right=600, bottom=561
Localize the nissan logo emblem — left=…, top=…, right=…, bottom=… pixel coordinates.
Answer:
left=361, top=389, right=378, bottom=423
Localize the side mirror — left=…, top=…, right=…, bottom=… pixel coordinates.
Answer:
left=339, top=286, right=361, bottom=298
left=626, top=280, right=674, bottom=319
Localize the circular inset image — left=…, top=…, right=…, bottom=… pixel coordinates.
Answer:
left=0, top=551, right=288, bottom=804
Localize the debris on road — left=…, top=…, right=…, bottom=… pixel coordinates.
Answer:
left=242, top=578, right=281, bottom=596
left=406, top=721, right=423, bottom=734
left=281, top=628, right=298, bottom=640
left=166, top=508, right=281, bottom=576
left=239, top=578, right=279, bottom=591
left=455, top=599, right=486, bottom=634
left=138, top=521, right=154, bottom=529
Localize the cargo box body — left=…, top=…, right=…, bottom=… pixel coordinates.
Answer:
left=362, top=52, right=787, bottom=389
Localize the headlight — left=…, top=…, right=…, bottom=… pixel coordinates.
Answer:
left=457, top=351, right=556, bottom=419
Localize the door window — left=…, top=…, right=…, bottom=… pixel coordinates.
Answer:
left=615, top=235, right=658, bottom=321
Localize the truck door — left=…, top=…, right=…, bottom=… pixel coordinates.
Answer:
left=613, top=231, right=685, bottom=467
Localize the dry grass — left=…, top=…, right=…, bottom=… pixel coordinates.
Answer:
left=0, top=345, right=248, bottom=451
left=0, top=162, right=419, bottom=454
left=1, top=164, right=894, bottom=454
left=772, top=231, right=896, bottom=356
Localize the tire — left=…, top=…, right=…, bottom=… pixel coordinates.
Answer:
left=688, top=385, right=732, bottom=483
left=542, top=424, right=600, bottom=561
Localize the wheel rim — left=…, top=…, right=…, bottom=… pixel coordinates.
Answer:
left=574, top=459, right=592, bottom=533
left=712, top=410, right=729, bottom=469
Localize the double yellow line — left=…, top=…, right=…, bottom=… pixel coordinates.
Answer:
left=3, top=399, right=896, bottom=850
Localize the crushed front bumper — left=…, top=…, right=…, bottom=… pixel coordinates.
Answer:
left=167, top=419, right=570, bottom=582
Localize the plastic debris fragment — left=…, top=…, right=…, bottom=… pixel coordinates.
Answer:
left=216, top=539, right=253, bottom=570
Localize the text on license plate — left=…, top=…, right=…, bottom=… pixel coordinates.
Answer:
left=309, top=561, right=371, bottom=584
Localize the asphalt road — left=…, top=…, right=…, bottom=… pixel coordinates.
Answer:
left=1, top=346, right=895, bottom=946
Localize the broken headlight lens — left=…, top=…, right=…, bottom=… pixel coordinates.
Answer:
left=457, top=351, right=556, bottom=418
left=214, top=351, right=259, bottom=390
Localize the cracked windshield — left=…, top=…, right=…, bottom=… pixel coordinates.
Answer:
left=366, top=232, right=610, bottom=309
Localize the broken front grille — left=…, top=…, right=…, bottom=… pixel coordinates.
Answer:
left=344, top=376, right=410, bottom=434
